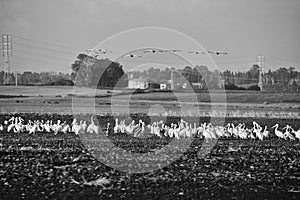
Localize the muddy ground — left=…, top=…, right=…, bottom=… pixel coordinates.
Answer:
left=0, top=113, right=299, bottom=200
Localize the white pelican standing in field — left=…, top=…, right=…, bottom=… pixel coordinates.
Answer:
left=167, top=123, right=174, bottom=138
left=61, top=122, right=71, bottom=134
left=225, top=123, right=233, bottom=137
left=8, top=117, right=15, bottom=123
left=272, top=124, right=284, bottom=139
left=52, top=120, right=63, bottom=135
left=37, top=120, right=44, bottom=132
left=43, top=120, right=51, bottom=133
left=9, top=117, right=24, bottom=133
left=7, top=120, right=15, bottom=133
left=184, top=125, right=191, bottom=138
left=114, top=119, right=121, bottom=134
left=72, top=122, right=81, bottom=135
left=253, top=123, right=263, bottom=141
left=105, top=123, right=111, bottom=136
left=87, top=117, right=99, bottom=134
left=283, top=125, right=295, bottom=140
left=13, top=122, right=23, bottom=134
left=237, top=124, right=248, bottom=139
left=71, top=119, right=78, bottom=132
left=232, top=123, right=241, bottom=138
left=202, top=123, right=217, bottom=139
left=124, top=120, right=135, bottom=135
left=173, top=124, right=180, bottom=139
left=135, top=120, right=148, bottom=137
left=291, top=128, right=300, bottom=141
left=149, top=122, right=160, bottom=137
left=262, top=126, right=269, bottom=138
left=119, top=120, right=126, bottom=133
left=28, top=121, right=39, bottom=134
left=81, top=121, right=87, bottom=132
left=190, top=123, right=198, bottom=137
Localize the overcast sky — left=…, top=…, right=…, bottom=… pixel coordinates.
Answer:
left=0, top=0, right=300, bottom=73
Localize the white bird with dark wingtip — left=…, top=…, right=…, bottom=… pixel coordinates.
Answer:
left=144, top=49, right=157, bottom=53
left=208, top=50, right=228, bottom=55
left=122, top=53, right=141, bottom=58
left=283, top=125, right=295, bottom=140
left=168, top=49, right=182, bottom=53
left=262, top=126, right=269, bottom=138
left=272, top=124, right=284, bottom=139
left=86, top=48, right=112, bottom=54
left=87, top=117, right=99, bottom=134
left=187, top=51, right=205, bottom=55
left=291, top=128, right=300, bottom=141
left=94, top=48, right=113, bottom=54
left=114, top=118, right=120, bottom=133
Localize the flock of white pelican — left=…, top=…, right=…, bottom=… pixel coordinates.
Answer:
left=0, top=116, right=299, bottom=141
left=85, top=48, right=228, bottom=60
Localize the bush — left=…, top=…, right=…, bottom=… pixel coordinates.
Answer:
left=247, top=85, right=261, bottom=91
left=224, top=84, right=246, bottom=90
left=47, top=79, right=74, bottom=86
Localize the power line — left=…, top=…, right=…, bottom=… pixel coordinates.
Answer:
left=14, top=41, right=78, bottom=56
left=13, top=55, right=71, bottom=69
left=11, top=34, right=77, bottom=51
left=215, top=60, right=256, bottom=65
left=267, top=55, right=300, bottom=64
left=13, top=48, right=75, bottom=62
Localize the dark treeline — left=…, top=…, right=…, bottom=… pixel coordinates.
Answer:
left=128, top=65, right=300, bottom=92
left=0, top=71, right=72, bottom=86
left=1, top=53, right=299, bottom=92
left=222, top=65, right=300, bottom=92
left=128, top=65, right=223, bottom=90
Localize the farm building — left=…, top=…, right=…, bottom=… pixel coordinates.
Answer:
left=160, top=83, right=171, bottom=90
left=191, top=82, right=207, bottom=90
left=128, top=77, right=160, bottom=89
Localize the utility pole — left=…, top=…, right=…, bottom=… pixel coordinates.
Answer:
left=14, top=71, right=18, bottom=86
left=171, top=68, right=174, bottom=90
left=256, top=55, right=264, bottom=92
left=2, top=34, right=12, bottom=85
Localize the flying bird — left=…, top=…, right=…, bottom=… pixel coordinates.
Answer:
left=208, top=50, right=228, bottom=55
left=94, top=48, right=113, bottom=54
left=187, top=51, right=205, bottom=55
left=122, top=53, right=142, bottom=58
left=144, top=49, right=171, bottom=53
left=85, top=48, right=112, bottom=58
left=144, top=49, right=157, bottom=53
left=168, top=49, right=182, bottom=53
left=85, top=49, right=95, bottom=54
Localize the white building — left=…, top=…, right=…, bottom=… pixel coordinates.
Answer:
left=128, top=78, right=149, bottom=89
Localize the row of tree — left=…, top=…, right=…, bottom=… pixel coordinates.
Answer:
left=223, top=65, right=299, bottom=86
left=0, top=71, right=72, bottom=86
left=128, top=65, right=227, bottom=90
left=1, top=53, right=298, bottom=92
left=127, top=65, right=300, bottom=91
